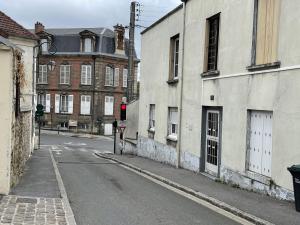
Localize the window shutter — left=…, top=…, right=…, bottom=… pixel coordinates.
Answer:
left=45, top=94, right=51, bottom=113
left=87, top=66, right=91, bottom=85
left=60, top=66, right=64, bottom=84
left=66, top=66, right=70, bottom=84
left=123, top=69, right=128, bottom=87
left=114, top=68, right=119, bottom=87
left=105, top=67, right=110, bottom=86
left=68, top=95, right=73, bottom=114
left=55, top=94, right=60, bottom=113
left=80, top=95, right=85, bottom=114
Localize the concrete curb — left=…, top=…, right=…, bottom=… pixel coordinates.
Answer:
left=49, top=149, right=77, bottom=225
left=96, top=153, right=274, bottom=225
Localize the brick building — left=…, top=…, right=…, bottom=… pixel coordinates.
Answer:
left=34, top=22, right=138, bottom=135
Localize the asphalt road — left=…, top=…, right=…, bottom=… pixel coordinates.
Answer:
left=41, top=133, right=244, bottom=225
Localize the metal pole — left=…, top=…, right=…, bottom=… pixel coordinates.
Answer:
left=113, top=125, right=116, bottom=155
left=38, top=117, right=41, bottom=149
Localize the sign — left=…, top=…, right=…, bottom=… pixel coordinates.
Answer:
left=69, top=120, right=78, bottom=127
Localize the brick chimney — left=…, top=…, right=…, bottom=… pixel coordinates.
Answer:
left=35, top=22, right=44, bottom=34
left=114, top=24, right=125, bottom=55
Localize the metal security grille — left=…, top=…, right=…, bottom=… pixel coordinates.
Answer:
left=206, top=111, right=220, bottom=175
left=248, top=111, right=273, bottom=177
left=207, top=15, right=220, bottom=71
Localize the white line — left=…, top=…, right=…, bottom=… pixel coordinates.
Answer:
left=49, top=149, right=77, bottom=225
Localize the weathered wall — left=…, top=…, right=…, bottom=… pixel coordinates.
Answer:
left=0, top=46, right=13, bottom=194
left=125, top=99, right=139, bottom=140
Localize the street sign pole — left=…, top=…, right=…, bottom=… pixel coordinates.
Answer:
left=38, top=116, right=41, bottom=149
left=113, top=119, right=118, bottom=154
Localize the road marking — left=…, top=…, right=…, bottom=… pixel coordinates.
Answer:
left=79, top=148, right=87, bottom=152
left=64, top=142, right=87, bottom=146
left=99, top=157, right=255, bottom=225
left=63, top=146, right=72, bottom=151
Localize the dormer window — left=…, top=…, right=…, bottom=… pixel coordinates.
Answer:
left=41, top=39, right=48, bottom=52
left=84, top=38, right=92, bottom=52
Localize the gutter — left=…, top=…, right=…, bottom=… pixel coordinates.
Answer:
left=176, top=1, right=187, bottom=168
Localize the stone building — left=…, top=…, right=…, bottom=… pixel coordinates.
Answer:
left=34, top=23, right=138, bottom=135
left=0, top=11, right=37, bottom=194
left=137, top=0, right=300, bottom=200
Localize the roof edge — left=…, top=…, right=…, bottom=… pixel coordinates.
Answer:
left=141, top=4, right=183, bottom=35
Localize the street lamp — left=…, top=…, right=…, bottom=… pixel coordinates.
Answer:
left=47, top=60, right=56, bottom=72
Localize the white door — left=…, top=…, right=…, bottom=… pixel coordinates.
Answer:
left=104, top=124, right=113, bottom=136
left=205, top=111, right=220, bottom=176
left=249, top=111, right=272, bottom=177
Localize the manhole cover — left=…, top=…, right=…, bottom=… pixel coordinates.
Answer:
left=16, top=197, right=37, bottom=204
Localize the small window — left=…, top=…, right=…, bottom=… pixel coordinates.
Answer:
left=81, top=65, right=92, bottom=85
left=60, top=95, right=68, bottom=113
left=205, top=14, right=220, bottom=72
left=105, top=66, right=114, bottom=86
left=38, top=65, right=47, bottom=84
left=41, top=39, right=48, bottom=52
left=84, top=38, right=92, bottom=52
left=123, top=68, right=128, bottom=87
left=149, top=104, right=155, bottom=131
left=60, top=65, right=71, bottom=84
left=168, top=107, right=178, bottom=138
left=169, top=35, right=179, bottom=80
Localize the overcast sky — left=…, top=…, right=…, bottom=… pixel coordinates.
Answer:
left=0, top=0, right=181, bottom=57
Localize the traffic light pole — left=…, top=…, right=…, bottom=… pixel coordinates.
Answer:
left=38, top=116, right=41, bottom=149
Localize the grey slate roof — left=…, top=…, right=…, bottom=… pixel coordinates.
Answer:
left=32, top=27, right=136, bottom=58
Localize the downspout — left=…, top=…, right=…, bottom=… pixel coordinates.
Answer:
left=176, top=2, right=187, bottom=168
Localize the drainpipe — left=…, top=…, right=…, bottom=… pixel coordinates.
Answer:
left=91, top=55, right=96, bottom=134
left=176, top=2, right=187, bottom=168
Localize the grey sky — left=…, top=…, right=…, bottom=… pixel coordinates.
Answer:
left=0, top=0, right=181, bottom=57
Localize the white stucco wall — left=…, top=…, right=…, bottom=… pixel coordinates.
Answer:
left=0, top=46, right=13, bottom=194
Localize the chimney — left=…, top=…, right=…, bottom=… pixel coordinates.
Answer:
left=114, top=24, right=125, bottom=55
left=35, top=22, right=44, bottom=34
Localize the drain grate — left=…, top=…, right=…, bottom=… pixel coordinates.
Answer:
left=16, top=197, right=37, bottom=204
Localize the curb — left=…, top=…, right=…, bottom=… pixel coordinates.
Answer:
left=49, top=149, right=77, bottom=225
left=96, top=153, right=273, bottom=225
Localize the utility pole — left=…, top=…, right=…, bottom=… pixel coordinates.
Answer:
left=128, top=1, right=136, bottom=102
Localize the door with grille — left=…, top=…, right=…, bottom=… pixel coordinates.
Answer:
left=248, top=111, right=273, bottom=177
left=205, top=111, right=220, bottom=176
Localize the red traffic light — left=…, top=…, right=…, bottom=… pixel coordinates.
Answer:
left=121, top=104, right=126, bottom=110
left=120, top=104, right=127, bottom=121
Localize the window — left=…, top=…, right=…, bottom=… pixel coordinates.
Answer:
left=149, top=104, right=155, bottom=131
left=248, top=111, right=273, bottom=177
left=60, top=95, right=68, bottom=113
left=105, top=66, right=114, bottom=86
left=104, top=96, right=114, bottom=115
left=38, top=65, right=47, bottom=84
left=168, top=107, right=178, bottom=140
left=114, top=68, right=119, bottom=87
left=81, top=65, right=92, bottom=85
left=170, top=35, right=179, bottom=80
left=205, top=14, right=220, bottom=72
left=55, top=94, right=73, bottom=114
left=37, top=94, right=46, bottom=108
left=84, top=38, right=92, bottom=52
left=123, top=68, right=128, bottom=87
left=81, top=95, right=91, bottom=115
left=60, top=65, right=71, bottom=84
left=251, top=0, right=280, bottom=66
left=41, top=39, right=48, bottom=52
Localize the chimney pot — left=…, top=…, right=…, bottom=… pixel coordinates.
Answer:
left=35, top=22, right=45, bottom=34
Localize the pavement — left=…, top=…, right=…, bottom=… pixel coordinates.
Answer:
left=0, top=143, right=76, bottom=224
left=96, top=153, right=300, bottom=225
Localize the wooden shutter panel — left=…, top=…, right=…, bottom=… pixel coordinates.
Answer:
left=80, top=95, right=85, bottom=114
left=86, top=96, right=91, bottom=115
left=68, top=95, right=73, bottom=114
left=55, top=94, right=60, bottom=113
left=114, top=68, right=119, bottom=86
left=123, top=69, right=128, bottom=87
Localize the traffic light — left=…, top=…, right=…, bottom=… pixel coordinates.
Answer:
left=35, top=104, right=44, bottom=120
left=120, top=103, right=127, bottom=121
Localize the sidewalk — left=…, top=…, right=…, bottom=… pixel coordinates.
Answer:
left=0, top=147, right=74, bottom=225
left=41, top=129, right=113, bottom=140
left=98, top=153, right=300, bottom=225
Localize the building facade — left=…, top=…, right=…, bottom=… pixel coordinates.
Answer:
left=0, top=11, right=37, bottom=194
left=138, top=0, right=299, bottom=200
left=35, top=23, right=138, bottom=135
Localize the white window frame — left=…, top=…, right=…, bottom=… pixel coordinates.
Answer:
left=60, top=65, right=71, bottom=84
left=84, top=38, right=92, bottom=52
left=123, top=68, right=128, bottom=87
left=38, top=65, right=47, bottom=84
left=105, top=66, right=114, bottom=86
left=60, top=95, right=68, bottom=113
left=168, top=107, right=178, bottom=141
left=37, top=93, right=46, bottom=108
left=80, top=95, right=91, bottom=115
left=114, top=68, right=119, bottom=87
left=149, top=104, right=155, bottom=132
left=81, top=65, right=92, bottom=85
left=173, top=37, right=179, bottom=79
left=41, top=39, right=48, bottom=52
left=104, top=96, right=114, bottom=115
